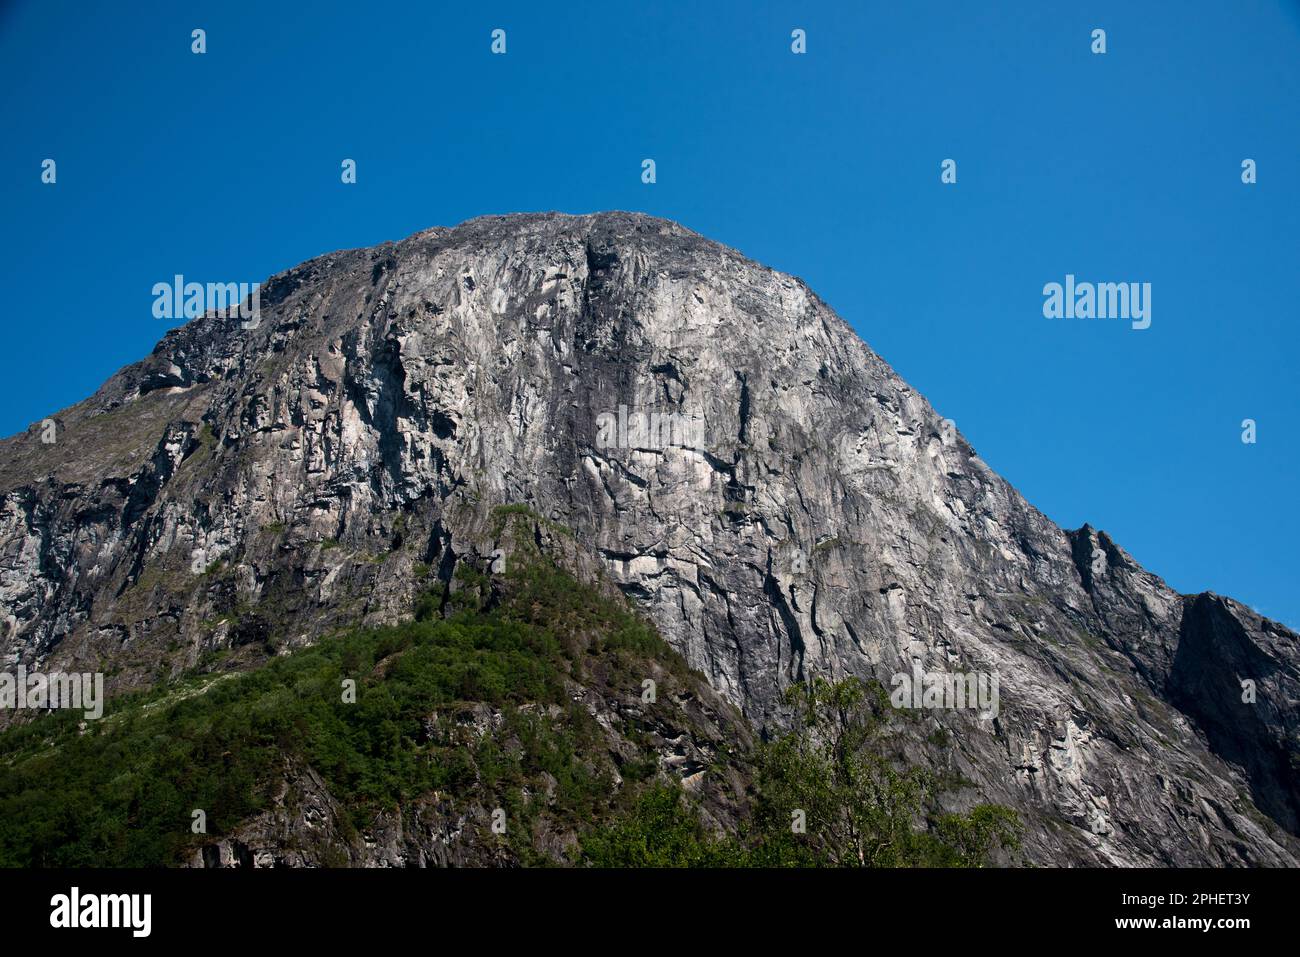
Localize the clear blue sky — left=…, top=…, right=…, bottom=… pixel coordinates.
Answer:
left=2, top=1, right=1297, bottom=626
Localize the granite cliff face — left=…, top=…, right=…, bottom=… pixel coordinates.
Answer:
left=1, top=212, right=1296, bottom=866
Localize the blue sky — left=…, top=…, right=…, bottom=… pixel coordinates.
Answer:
left=1, top=1, right=1297, bottom=626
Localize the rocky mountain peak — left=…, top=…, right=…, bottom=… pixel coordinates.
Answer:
left=1, top=212, right=1296, bottom=866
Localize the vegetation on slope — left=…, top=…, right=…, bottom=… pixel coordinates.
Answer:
left=583, top=678, right=1020, bottom=868
left=0, top=509, right=1018, bottom=868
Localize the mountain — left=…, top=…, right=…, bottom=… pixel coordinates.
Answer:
left=0, top=211, right=1296, bottom=866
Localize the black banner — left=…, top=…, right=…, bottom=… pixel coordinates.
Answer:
left=0, top=866, right=1281, bottom=943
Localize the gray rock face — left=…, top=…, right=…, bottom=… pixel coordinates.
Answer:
left=0, top=211, right=1296, bottom=866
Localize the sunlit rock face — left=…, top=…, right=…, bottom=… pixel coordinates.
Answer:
left=1, top=211, right=1296, bottom=866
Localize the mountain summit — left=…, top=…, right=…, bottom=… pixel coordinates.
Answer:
left=1, top=212, right=1296, bottom=865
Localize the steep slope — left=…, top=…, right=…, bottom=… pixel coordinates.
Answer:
left=0, top=510, right=757, bottom=867
left=0, top=211, right=1295, bottom=866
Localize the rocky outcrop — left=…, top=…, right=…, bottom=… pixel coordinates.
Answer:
left=1, top=211, right=1296, bottom=866
left=189, top=666, right=753, bottom=868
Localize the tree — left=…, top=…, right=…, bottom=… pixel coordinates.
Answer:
left=747, top=677, right=1019, bottom=867
left=579, top=785, right=741, bottom=867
